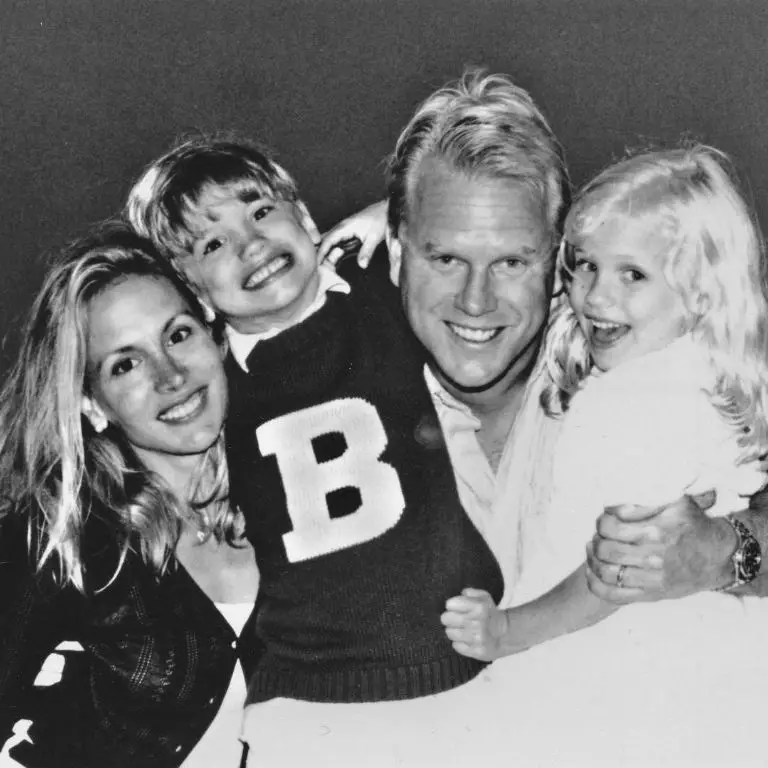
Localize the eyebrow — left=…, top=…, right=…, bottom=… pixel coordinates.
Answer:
left=94, top=313, right=185, bottom=372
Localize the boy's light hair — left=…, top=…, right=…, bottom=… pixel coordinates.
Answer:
left=0, top=221, right=233, bottom=592
left=543, top=144, right=768, bottom=460
left=386, top=67, right=568, bottom=240
left=126, top=133, right=300, bottom=262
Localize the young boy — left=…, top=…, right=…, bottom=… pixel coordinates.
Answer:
left=125, top=136, right=503, bottom=710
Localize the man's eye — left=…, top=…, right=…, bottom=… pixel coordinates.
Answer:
left=202, top=238, right=223, bottom=257
left=252, top=205, right=274, bottom=222
left=500, top=258, right=526, bottom=272
left=169, top=326, right=192, bottom=345
left=432, top=254, right=456, bottom=267
left=111, top=358, right=138, bottom=376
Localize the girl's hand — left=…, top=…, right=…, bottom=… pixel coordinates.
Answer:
left=317, top=200, right=388, bottom=268
left=441, top=588, right=509, bottom=661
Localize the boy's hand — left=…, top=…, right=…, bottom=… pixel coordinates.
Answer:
left=441, top=588, right=509, bottom=661
left=317, top=200, right=388, bottom=268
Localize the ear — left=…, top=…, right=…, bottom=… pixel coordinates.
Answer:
left=295, top=201, right=322, bottom=246
left=81, top=396, right=108, bottom=433
left=385, top=228, right=403, bottom=287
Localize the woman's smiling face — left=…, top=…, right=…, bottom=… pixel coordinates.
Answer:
left=83, top=274, right=227, bottom=464
left=566, top=216, right=691, bottom=371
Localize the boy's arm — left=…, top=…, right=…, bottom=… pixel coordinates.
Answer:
left=442, top=564, right=618, bottom=661
left=317, top=200, right=387, bottom=267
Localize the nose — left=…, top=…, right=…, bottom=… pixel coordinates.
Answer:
left=456, top=268, right=497, bottom=317
left=237, top=220, right=268, bottom=262
left=584, top=272, right=616, bottom=310
left=154, top=352, right=186, bottom=393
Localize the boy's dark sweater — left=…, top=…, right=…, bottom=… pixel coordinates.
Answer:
left=225, top=257, right=504, bottom=704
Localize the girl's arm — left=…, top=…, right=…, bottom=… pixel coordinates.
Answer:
left=442, top=562, right=618, bottom=661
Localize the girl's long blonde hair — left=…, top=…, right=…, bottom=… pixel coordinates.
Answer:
left=0, top=221, right=235, bottom=592
left=542, top=144, right=768, bottom=461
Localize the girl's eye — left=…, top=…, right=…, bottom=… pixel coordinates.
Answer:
left=624, top=269, right=647, bottom=283
left=574, top=258, right=596, bottom=273
left=168, top=326, right=192, bottom=345
left=111, top=358, right=138, bottom=377
left=202, top=238, right=223, bottom=257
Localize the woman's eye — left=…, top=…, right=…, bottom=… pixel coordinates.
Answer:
left=111, top=358, right=138, bottom=377
left=168, top=326, right=192, bottom=345
left=202, top=238, right=223, bottom=257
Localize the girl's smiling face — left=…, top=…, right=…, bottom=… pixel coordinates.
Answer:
left=566, top=216, right=691, bottom=371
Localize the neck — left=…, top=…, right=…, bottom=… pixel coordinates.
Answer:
left=133, top=447, right=202, bottom=502
left=434, top=348, right=539, bottom=471
left=439, top=341, right=539, bottom=421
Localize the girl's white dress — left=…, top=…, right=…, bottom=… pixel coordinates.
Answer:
left=243, top=336, right=768, bottom=768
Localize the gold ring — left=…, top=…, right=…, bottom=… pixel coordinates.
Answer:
left=616, top=564, right=627, bottom=588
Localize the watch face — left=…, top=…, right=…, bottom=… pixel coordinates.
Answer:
left=738, top=539, right=762, bottom=582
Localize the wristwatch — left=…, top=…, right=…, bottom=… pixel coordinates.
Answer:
left=717, top=515, right=762, bottom=591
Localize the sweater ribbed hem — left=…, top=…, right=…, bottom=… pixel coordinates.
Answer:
left=246, top=654, right=488, bottom=704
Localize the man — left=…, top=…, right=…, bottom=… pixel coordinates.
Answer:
left=384, top=68, right=767, bottom=608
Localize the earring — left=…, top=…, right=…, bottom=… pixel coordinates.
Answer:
left=200, top=299, right=217, bottom=324
left=91, top=413, right=108, bottom=433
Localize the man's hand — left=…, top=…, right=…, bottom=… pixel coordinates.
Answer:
left=586, top=493, right=737, bottom=604
left=441, top=588, right=509, bottom=661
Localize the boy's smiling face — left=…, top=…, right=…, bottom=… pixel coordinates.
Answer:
left=180, top=182, right=321, bottom=334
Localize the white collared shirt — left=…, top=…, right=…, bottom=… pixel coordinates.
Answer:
left=226, top=263, right=350, bottom=372
left=424, top=361, right=563, bottom=607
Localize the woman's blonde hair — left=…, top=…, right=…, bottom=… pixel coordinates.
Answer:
left=0, top=221, right=235, bottom=592
left=543, top=144, right=768, bottom=461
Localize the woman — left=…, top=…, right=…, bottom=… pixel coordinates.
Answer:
left=0, top=222, right=258, bottom=767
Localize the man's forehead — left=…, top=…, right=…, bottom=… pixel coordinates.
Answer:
left=405, top=161, right=552, bottom=250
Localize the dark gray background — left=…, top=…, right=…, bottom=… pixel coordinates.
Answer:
left=2, top=0, right=766, bottom=376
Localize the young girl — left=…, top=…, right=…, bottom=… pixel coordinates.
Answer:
left=444, top=143, right=768, bottom=653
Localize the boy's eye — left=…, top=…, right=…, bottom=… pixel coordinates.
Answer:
left=252, top=204, right=274, bottom=222
left=202, top=238, right=223, bottom=257
left=111, top=357, right=138, bottom=377
left=168, top=326, right=192, bottom=345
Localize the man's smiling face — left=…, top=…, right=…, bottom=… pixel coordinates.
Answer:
left=390, top=159, right=555, bottom=398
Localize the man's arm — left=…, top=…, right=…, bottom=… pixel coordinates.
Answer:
left=587, top=487, right=768, bottom=603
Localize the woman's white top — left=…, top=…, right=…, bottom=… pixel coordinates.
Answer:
left=181, top=602, right=252, bottom=768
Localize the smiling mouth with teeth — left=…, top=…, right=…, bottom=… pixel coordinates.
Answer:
left=589, top=319, right=629, bottom=346
left=244, top=253, right=293, bottom=290
left=447, top=323, right=501, bottom=343
left=158, top=389, right=206, bottom=423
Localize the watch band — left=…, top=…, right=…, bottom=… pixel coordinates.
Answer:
left=716, top=514, right=762, bottom=591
